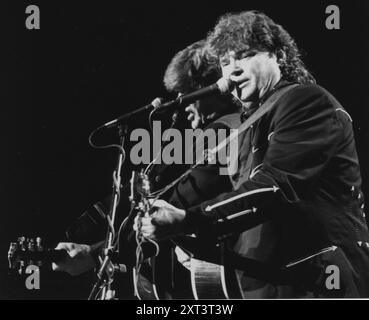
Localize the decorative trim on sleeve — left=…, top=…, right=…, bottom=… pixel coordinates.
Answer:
left=335, top=108, right=353, bottom=122
left=250, top=164, right=263, bottom=179
left=205, top=186, right=279, bottom=212
left=267, top=131, right=275, bottom=141
left=217, top=207, right=257, bottom=222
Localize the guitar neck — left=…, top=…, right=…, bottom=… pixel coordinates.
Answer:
left=14, top=249, right=67, bottom=264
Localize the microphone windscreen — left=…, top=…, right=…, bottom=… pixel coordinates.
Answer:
left=217, top=78, right=234, bottom=94
left=151, top=97, right=163, bottom=109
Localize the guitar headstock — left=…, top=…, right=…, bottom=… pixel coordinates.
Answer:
left=8, top=236, right=45, bottom=274
left=8, top=237, right=66, bottom=275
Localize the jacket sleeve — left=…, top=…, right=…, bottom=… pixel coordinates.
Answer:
left=184, top=85, right=344, bottom=234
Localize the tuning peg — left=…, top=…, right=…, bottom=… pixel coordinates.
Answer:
left=36, top=237, right=43, bottom=251
left=28, top=239, right=35, bottom=251
left=18, top=261, right=25, bottom=275
left=18, top=236, right=26, bottom=244
left=18, top=237, right=26, bottom=251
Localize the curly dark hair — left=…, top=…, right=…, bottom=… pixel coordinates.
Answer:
left=207, top=11, right=316, bottom=85
left=163, top=40, right=222, bottom=93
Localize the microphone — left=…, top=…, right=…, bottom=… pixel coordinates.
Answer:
left=103, top=97, right=163, bottom=128
left=155, top=77, right=234, bottom=111
left=101, top=77, right=233, bottom=128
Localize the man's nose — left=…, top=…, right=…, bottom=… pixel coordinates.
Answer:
left=229, top=58, right=243, bottom=77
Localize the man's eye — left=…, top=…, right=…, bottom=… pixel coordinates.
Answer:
left=220, top=59, right=230, bottom=67
left=238, top=51, right=257, bottom=59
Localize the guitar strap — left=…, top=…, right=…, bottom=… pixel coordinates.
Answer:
left=208, top=83, right=300, bottom=158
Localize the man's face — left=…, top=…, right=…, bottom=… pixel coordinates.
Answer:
left=183, top=95, right=228, bottom=129
left=220, top=50, right=281, bottom=102
left=177, top=92, right=202, bottom=129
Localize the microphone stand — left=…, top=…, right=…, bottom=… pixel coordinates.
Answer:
left=87, top=104, right=183, bottom=300
left=88, top=123, right=128, bottom=300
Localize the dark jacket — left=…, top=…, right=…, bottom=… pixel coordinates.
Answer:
left=162, top=116, right=241, bottom=209
left=185, top=81, right=369, bottom=297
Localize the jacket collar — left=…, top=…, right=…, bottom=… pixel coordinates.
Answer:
left=240, top=79, right=295, bottom=122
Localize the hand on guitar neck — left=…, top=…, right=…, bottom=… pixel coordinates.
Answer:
left=51, top=241, right=104, bottom=276
left=8, top=237, right=105, bottom=277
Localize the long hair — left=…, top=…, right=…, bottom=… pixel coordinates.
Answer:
left=207, top=11, right=316, bottom=85
left=163, top=40, right=222, bottom=93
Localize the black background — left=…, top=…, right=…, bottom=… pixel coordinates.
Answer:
left=1, top=0, right=369, bottom=299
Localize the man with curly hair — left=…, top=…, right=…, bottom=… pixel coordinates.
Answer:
left=140, top=11, right=369, bottom=298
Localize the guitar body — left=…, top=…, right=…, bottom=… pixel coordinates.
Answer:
left=190, top=257, right=243, bottom=299
left=173, top=235, right=244, bottom=299
left=174, top=219, right=279, bottom=299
